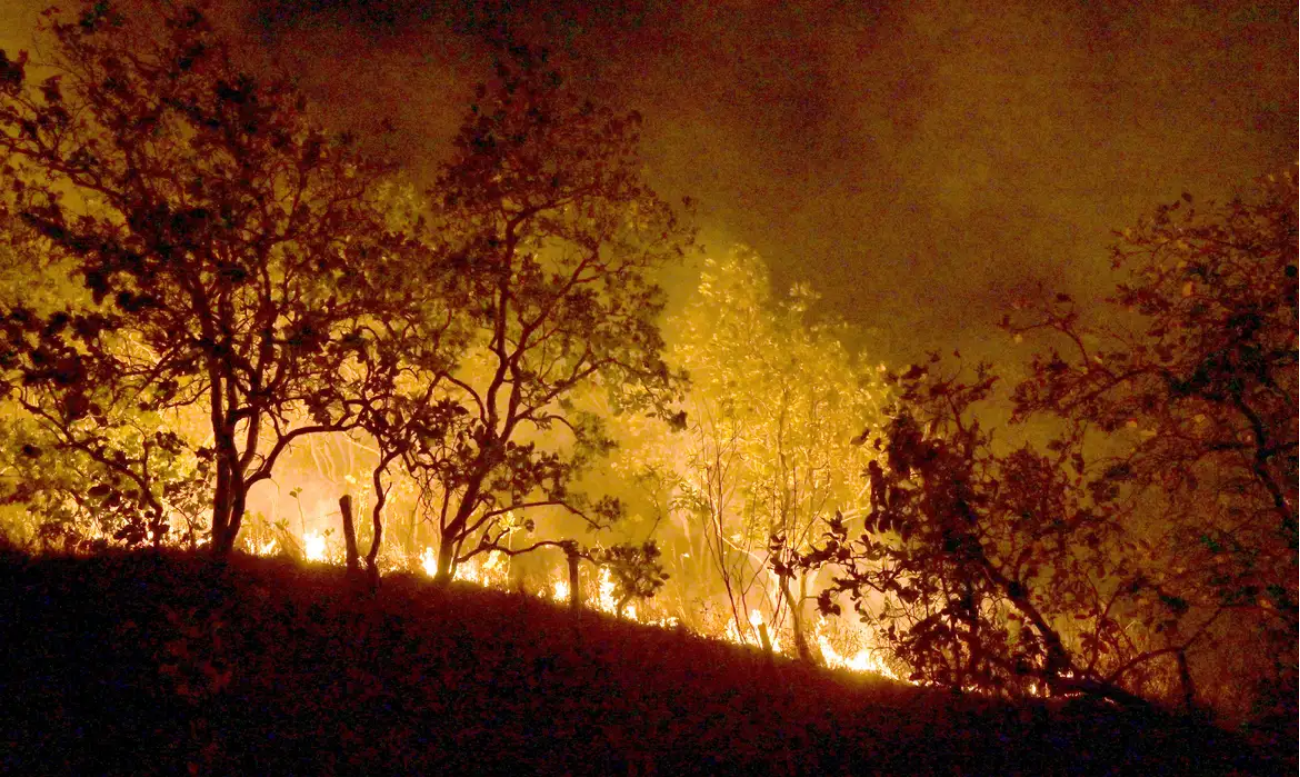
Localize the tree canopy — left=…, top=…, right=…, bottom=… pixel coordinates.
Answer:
left=617, top=247, right=887, bottom=655
left=360, top=47, right=694, bottom=583
left=0, top=3, right=693, bottom=578
left=782, top=171, right=1297, bottom=723
left=0, top=2, right=408, bottom=552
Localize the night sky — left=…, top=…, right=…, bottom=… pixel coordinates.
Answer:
left=3, top=0, right=1295, bottom=363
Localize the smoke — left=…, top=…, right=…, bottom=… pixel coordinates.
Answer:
left=252, top=0, right=1294, bottom=364
left=8, top=0, right=1289, bottom=362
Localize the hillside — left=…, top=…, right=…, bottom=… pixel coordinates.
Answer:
left=0, top=549, right=1279, bottom=776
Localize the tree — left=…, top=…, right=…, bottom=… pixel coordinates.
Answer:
left=786, top=171, right=1297, bottom=720
left=1004, top=171, right=1297, bottom=719
left=0, top=1, right=402, bottom=553
left=786, top=363, right=1165, bottom=703
left=365, top=46, right=694, bottom=582
left=660, top=248, right=885, bottom=660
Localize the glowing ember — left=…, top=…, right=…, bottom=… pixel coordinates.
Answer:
left=817, top=634, right=897, bottom=679
left=303, top=531, right=326, bottom=562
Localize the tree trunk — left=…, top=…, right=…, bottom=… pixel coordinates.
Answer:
left=210, top=458, right=233, bottom=554
left=210, top=458, right=248, bottom=556
left=756, top=620, right=773, bottom=654
left=567, top=550, right=583, bottom=610
left=225, top=480, right=248, bottom=553
left=365, top=458, right=393, bottom=588
left=780, top=575, right=815, bottom=664
left=211, top=499, right=241, bottom=555
left=340, top=495, right=360, bottom=573
left=434, top=537, right=456, bottom=583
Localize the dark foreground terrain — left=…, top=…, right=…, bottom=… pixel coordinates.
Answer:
left=0, top=548, right=1285, bottom=775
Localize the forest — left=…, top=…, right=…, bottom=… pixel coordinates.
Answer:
left=0, top=1, right=1295, bottom=773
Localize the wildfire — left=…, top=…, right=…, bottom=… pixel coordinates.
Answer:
left=247, top=532, right=897, bottom=682
left=592, top=567, right=640, bottom=620
left=722, top=608, right=783, bottom=653
left=817, top=634, right=898, bottom=680
left=303, top=531, right=326, bottom=562
left=453, top=550, right=508, bottom=586
left=815, top=619, right=900, bottom=681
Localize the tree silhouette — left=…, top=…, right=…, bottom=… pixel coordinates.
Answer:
left=661, top=248, right=885, bottom=660
left=0, top=2, right=402, bottom=553
left=1004, top=171, right=1297, bottom=719
left=784, top=171, right=1297, bottom=720
left=363, top=47, right=694, bottom=581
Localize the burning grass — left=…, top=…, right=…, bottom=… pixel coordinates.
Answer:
left=0, top=547, right=1280, bottom=776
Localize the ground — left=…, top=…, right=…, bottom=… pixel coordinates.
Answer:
left=0, top=547, right=1282, bottom=775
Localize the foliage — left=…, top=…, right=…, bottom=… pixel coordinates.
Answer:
left=588, top=539, right=670, bottom=615
left=784, top=172, right=1297, bottom=721
left=1005, top=171, right=1298, bottom=719
left=647, top=247, right=886, bottom=657
left=0, top=1, right=403, bottom=552
left=783, top=362, right=1166, bottom=704
left=365, top=45, right=694, bottom=581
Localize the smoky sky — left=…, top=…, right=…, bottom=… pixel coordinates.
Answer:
left=3, top=0, right=1295, bottom=364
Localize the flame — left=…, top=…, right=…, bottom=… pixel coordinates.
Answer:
left=443, top=550, right=510, bottom=586
left=237, top=528, right=898, bottom=681
left=815, top=619, right=900, bottom=681
left=303, top=531, right=326, bottom=562
left=457, top=561, right=479, bottom=584
left=597, top=567, right=617, bottom=612
left=722, top=608, right=782, bottom=653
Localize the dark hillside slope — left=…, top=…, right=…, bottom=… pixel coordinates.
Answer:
left=0, top=549, right=1275, bottom=775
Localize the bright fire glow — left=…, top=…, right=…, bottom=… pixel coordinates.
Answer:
left=723, top=608, right=783, bottom=653
left=593, top=567, right=638, bottom=620
left=598, top=568, right=617, bottom=611
left=245, top=532, right=899, bottom=681
left=303, top=531, right=326, bottom=562
left=454, top=550, right=508, bottom=586
left=815, top=619, right=900, bottom=681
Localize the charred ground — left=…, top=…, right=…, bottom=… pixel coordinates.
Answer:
left=0, top=548, right=1283, bottom=776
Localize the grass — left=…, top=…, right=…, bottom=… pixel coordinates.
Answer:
left=0, top=547, right=1282, bottom=775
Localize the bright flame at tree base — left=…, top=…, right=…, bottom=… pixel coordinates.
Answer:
left=251, top=536, right=897, bottom=682
left=816, top=622, right=900, bottom=681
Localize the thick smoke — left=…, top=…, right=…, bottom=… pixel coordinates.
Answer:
left=8, top=0, right=1289, bottom=361
left=251, top=0, right=1296, bottom=364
